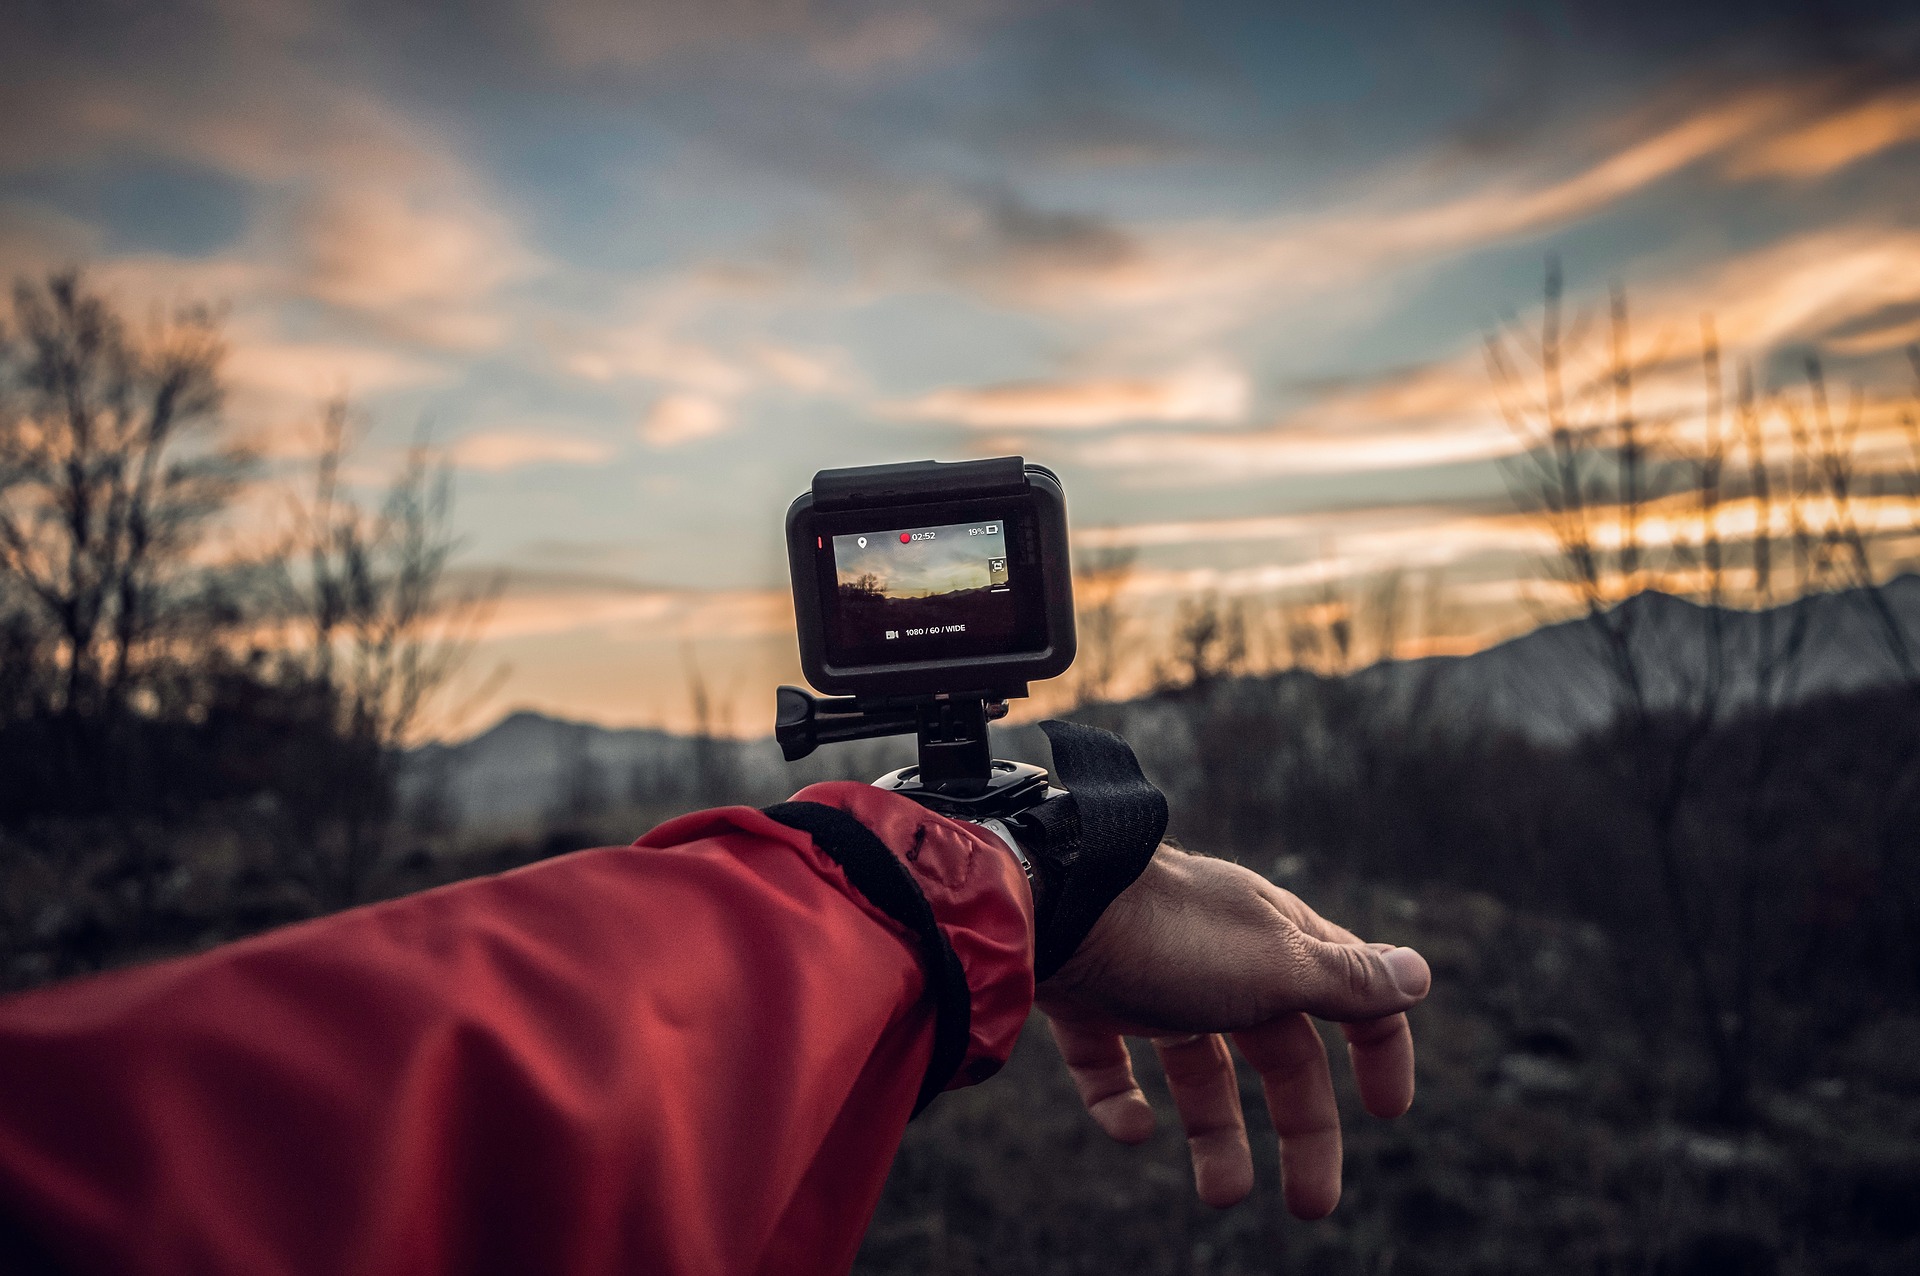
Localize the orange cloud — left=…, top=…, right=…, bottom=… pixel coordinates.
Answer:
left=1, top=6, right=540, bottom=359
left=449, top=430, right=615, bottom=472
left=1075, top=355, right=1516, bottom=479
left=568, top=326, right=752, bottom=395
left=1073, top=514, right=1317, bottom=550
left=948, top=86, right=1804, bottom=329
left=295, top=186, right=539, bottom=351
left=563, top=292, right=857, bottom=439
left=1073, top=506, right=1540, bottom=578
left=443, top=570, right=802, bottom=733
left=639, top=394, right=730, bottom=447
left=943, top=80, right=1910, bottom=357
left=477, top=574, right=792, bottom=642
left=893, top=363, right=1248, bottom=429
left=753, top=343, right=856, bottom=394
left=1080, top=215, right=1920, bottom=488
left=1649, top=224, right=1920, bottom=356
left=223, top=337, right=447, bottom=411
left=1728, top=84, right=1920, bottom=179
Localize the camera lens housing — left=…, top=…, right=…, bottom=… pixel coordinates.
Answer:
left=785, top=457, right=1076, bottom=701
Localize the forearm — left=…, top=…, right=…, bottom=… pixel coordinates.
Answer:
left=0, top=786, right=1035, bottom=1276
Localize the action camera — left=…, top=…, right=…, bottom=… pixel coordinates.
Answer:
left=784, top=456, right=1075, bottom=701
left=775, top=456, right=1076, bottom=815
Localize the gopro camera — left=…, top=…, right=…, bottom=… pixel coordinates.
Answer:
left=785, top=456, right=1075, bottom=700
left=775, top=456, right=1076, bottom=815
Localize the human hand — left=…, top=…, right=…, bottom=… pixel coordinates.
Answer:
left=1034, top=844, right=1430, bottom=1219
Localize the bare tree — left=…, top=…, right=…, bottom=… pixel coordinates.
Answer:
left=268, top=399, right=499, bottom=907
left=1161, top=591, right=1246, bottom=691
left=1493, top=261, right=1920, bottom=1121
left=1491, top=267, right=1765, bottom=1120
left=0, top=271, right=248, bottom=754
left=843, top=571, right=883, bottom=600
left=1266, top=571, right=1373, bottom=676
left=1073, top=541, right=1136, bottom=703
left=0, top=272, right=256, bottom=952
left=1794, top=354, right=1920, bottom=688
left=682, top=645, right=739, bottom=808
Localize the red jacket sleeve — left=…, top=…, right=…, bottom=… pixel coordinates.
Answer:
left=0, top=782, right=1034, bottom=1276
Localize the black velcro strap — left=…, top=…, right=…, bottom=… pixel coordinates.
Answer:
left=1025, top=720, right=1169, bottom=982
left=762, top=801, right=971, bottom=1117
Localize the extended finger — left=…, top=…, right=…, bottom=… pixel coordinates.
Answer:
left=1153, top=1033, right=1254, bottom=1208
left=1046, top=1017, right=1155, bottom=1144
left=1342, top=1011, right=1417, bottom=1118
left=1234, top=1013, right=1343, bottom=1220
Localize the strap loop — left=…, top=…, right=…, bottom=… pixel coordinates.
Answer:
left=1014, top=720, right=1169, bottom=982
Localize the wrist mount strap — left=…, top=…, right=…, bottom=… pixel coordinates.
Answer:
left=1006, top=720, right=1168, bottom=982
left=761, top=801, right=971, bottom=1117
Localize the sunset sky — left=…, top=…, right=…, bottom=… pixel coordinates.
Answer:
left=4, top=0, right=1919, bottom=734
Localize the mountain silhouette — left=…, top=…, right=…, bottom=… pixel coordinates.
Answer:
left=410, top=578, right=1919, bottom=831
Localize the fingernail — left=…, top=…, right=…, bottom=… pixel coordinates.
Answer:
left=1382, top=947, right=1431, bottom=997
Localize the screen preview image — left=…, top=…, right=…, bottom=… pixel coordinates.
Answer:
left=831, top=520, right=1012, bottom=647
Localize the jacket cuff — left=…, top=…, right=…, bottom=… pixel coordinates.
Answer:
left=786, top=782, right=1035, bottom=1088
left=639, top=783, right=1035, bottom=1089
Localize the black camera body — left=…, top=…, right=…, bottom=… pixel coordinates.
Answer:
left=784, top=456, right=1075, bottom=701
left=777, top=456, right=1076, bottom=817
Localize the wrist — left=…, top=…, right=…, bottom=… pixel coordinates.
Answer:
left=974, top=817, right=1046, bottom=915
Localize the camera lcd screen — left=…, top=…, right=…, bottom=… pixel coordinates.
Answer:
left=787, top=457, right=1074, bottom=696
left=822, top=514, right=1041, bottom=667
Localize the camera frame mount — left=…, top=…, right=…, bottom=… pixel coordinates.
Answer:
left=773, top=684, right=1052, bottom=820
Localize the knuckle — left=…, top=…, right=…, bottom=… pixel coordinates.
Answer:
left=1337, top=943, right=1376, bottom=1001
left=1261, top=929, right=1321, bottom=1017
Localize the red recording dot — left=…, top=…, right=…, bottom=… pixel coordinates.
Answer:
left=899, top=532, right=911, bottom=543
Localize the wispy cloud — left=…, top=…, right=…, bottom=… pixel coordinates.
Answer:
left=1, top=0, right=543, bottom=363
left=220, top=336, right=450, bottom=426
left=295, top=186, right=541, bottom=352
left=1073, top=507, right=1506, bottom=554
left=895, top=76, right=1916, bottom=355
left=568, top=325, right=754, bottom=395
left=477, top=570, right=791, bottom=642
left=891, top=362, right=1247, bottom=429
left=531, top=0, right=985, bottom=75
left=1074, top=356, right=1513, bottom=481
left=449, top=430, right=615, bottom=472
left=565, top=278, right=861, bottom=448
left=1072, top=211, right=1920, bottom=488
left=1726, top=82, right=1920, bottom=180
left=639, top=394, right=731, bottom=447
left=1646, top=224, right=1920, bottom=357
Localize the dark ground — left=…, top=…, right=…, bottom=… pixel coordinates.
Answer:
left=859, top=867, right=1920, bottom=1276
left=6, top=676, right=1918, bottom=1274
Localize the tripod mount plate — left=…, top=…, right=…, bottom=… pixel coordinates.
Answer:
left=873, top=759, right=1057, bottom=820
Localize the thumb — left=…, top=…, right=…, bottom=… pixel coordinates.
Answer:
left=1275, top=936, right=1430, bottom=1022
